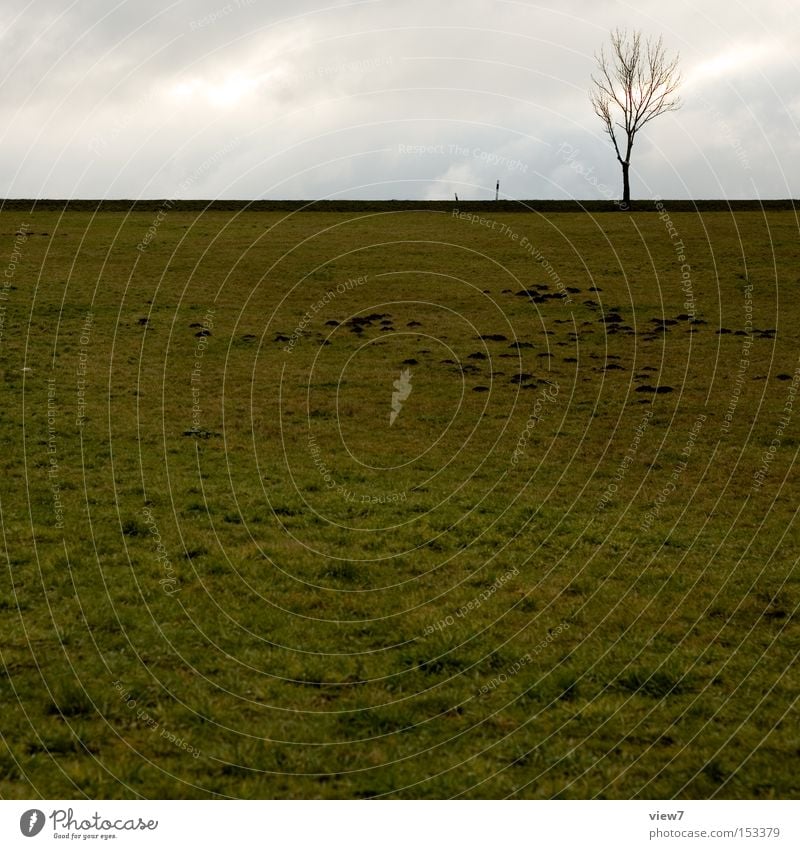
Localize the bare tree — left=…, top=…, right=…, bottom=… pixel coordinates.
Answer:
left=590, top=29, right=681, bottom=209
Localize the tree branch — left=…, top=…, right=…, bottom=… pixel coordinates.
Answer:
left=588, top=28, right=681, bottom=167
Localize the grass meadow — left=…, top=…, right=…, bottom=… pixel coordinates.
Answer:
left=0, top=204, right=798, bottom=799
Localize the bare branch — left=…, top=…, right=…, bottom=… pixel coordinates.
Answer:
left=588, top=28, right=681, bottom=206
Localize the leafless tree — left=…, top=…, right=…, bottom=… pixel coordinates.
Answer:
left=590, top=29, right=681, bottom=209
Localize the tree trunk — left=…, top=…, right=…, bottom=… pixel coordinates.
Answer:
left=620, top=161, right=631, bottom=210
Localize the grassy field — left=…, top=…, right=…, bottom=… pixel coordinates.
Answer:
left=0, top=204, right=798, bottom=799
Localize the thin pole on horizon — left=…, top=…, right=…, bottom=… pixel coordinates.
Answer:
left=495, top=180, right=499, bottom=201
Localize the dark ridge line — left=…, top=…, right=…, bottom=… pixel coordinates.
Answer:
left=0, top=198, right=796, bottom=214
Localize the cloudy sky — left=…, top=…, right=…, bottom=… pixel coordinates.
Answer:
left=1, top=0, right=797, bottom=200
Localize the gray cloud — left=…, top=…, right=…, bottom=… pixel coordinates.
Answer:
left=1, top=0, right=797, bottom=199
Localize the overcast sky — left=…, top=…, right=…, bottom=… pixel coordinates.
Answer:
left=1, top=0, right=797, bottom=200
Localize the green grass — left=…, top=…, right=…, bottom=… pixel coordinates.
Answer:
left=0, top=206, right=798, bottom=799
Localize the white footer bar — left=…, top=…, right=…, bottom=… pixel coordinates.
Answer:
left=3, top=800, right=797, bottom=848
